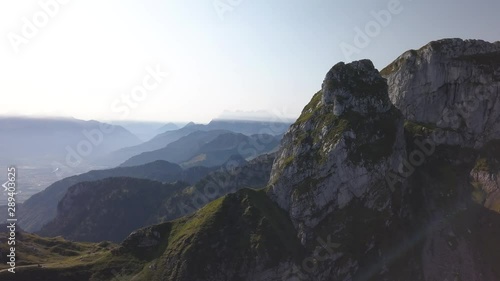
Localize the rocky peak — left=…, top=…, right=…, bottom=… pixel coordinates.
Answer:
left=268, top=60, right=406, bottom=244
left=382, top=38, right=500, bottom=148
left=322, top=59, right=392, bottom=115
left=424, top=38, right=500, bottom=57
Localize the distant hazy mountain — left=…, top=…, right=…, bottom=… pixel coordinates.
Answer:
left=120, top=130, right=230, bottom=167
left=121, top=131, right=281, bottom=167
left=38, top=153, right=275, bottom=243
left=0, top=117, right=141, bottom=167
left=216, top=110, right=296, bottom=123
left=181, top=133, right=281, bottom=167
left=94, top=123, right=204, bottom=167
left=17, top=160, right=216, bottom=232
left=156, top=122, right=180, bottom=133
left=205, top=119, right=291, bottom=135
left=110, top=121, right=182, bottom=141
left=94, top=119, right=291, bottom=167
left=108, top=120, right=165, bottom=141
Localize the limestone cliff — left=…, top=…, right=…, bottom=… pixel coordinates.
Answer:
left=268, top=60, right=406, bottom=244
left=382, top=38, right=500, bottom=148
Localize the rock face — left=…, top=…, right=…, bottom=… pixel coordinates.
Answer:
left=323, top=60, right=392, bottom=115
left=374, top=38, right=500, bottom=281
left=268, top=60, right=406, bottom=243
left=382, top=38, right=500, bottom=148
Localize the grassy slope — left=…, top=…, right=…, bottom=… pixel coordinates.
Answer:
left=0, top=231, right=133, bottom=281
left=119, top=188, right=303, bottom=281
left=0, top=188, right=302, bottom=281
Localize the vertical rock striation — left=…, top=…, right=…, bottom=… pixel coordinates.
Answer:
left=382, top=38, right=500, bottom=148
left=268, top=60, right=406, bottom=243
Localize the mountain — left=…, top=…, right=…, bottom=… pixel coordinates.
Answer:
left=108, top=120, right=179, bottom=142
left=185, top=133, right=280, bottom=167
left=95, top=119, right=291, bottom=167
left=38, top=178, right=188, bottom=243
left=17, top=160, right=216, bottom=232
left=5, top=38, right=500, bottom=281
left=0, top=117, right=141, bottom=167
left=93, top=124, right=204, bottom=167
left=120, top=189, right=303, bottom=280
left=36, top=153, right=275, bottom=243
left=121, top=130, right=281, bottom=167
left=156, top=122, right=180, bottom=133
left=120, top=130, right=230, bottom=167
left=202, top=119, right=292, bottom=136
left=268, top=59, right=406, bottom=243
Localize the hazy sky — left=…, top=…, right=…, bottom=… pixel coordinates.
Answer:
left=1, top=0, right=499, bottom=123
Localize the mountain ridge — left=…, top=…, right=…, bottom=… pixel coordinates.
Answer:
left=17, top=160, right=216, bottom=232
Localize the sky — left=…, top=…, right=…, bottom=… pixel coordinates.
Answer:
left=0, top=0, right=499, bottom=123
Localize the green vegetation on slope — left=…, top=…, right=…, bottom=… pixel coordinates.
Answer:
left=0, top=230, right=140, bottom=281
left=120, top=188, right=303, bottom=281
left=291, top=91, right=400, bottom=168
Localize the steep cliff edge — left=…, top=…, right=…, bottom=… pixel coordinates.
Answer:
left=380, top=38, right=500, bottom=280
left=268, top=60, right=406, bottom=244
left=382, top=38, right=500, bottom=148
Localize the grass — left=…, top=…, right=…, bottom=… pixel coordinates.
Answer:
left=115, top=188, right=303, bottom=280
left=282, top=155, right=295, bottom=168
left=296, top=91, right=323, bottom=125
left=0, top=232, right=111, bottom=270
left=0, top=231, right=134, bottom=281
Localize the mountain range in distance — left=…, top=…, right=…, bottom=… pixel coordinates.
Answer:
left=0, top=117, right=291, bottom=204
left=92, top=119, right=291, bottom=168
left=107, top=120, right=184, bottom=142
left=119, top=130, right=281, bottom=168
left=0, top=116, right=141, bottom=167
